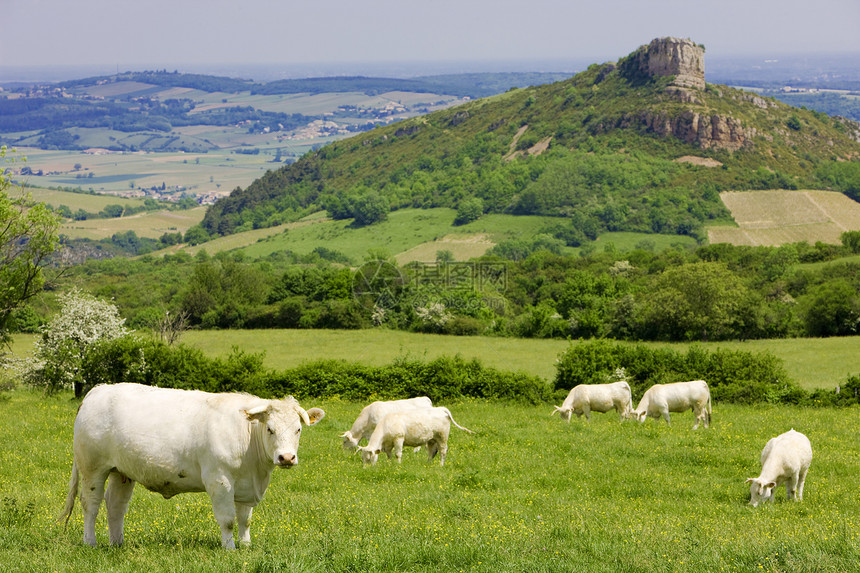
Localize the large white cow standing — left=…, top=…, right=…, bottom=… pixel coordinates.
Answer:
left=551, top=381, right=633, bottom=422
left=356, top=407, right=473, bottom=466
left=746, top=429, right=812, bottom=507
left=632, top=380, right=712, bottom=429
left=340, top=396, right=432, bottom=451
left=59, top=383, right=325, bottom=549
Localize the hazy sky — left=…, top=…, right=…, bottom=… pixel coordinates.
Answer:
left=3, top=0, right=859, bottom=75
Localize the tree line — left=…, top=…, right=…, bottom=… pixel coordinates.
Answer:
left=10, top=232, right=859, bottom=344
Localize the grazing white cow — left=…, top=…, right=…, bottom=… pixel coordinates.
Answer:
left=632, top=380, right=712, bottom=429
left=746, top=429, right=812, bottom=507
left=551, top=381, right=633, bottom=422
left=340, top=396, right=432, bottom=451
left=59, top=383, right=324, bottom=549
left=356, top=407, right=473, bottom=467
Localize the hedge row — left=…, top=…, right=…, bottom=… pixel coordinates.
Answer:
left=77, top=336, right=551, bottom=403
left=554, top=339, right=808, bottom=404
left=69, top=335, right=856, bottom=407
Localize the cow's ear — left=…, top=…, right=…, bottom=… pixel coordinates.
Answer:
left=550, top=407, right=560, bottom=416
left=245, top=404, right=271, bottom=422
left=374, top=449, right=382, bottom=455
left=305, top=407, right=325, bottom=425
left=745, top=478, right=754, bottom=484
left=765, top=481, right=776, bottom=489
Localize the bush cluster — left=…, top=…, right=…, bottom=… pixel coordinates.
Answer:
left=66, top=336, right=858, bottom=408
left=73, top=337, right=552, bottom=404
left=554, top=339, right=807, bottom=404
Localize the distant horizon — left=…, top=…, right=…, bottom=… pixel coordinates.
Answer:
left=3, top=51, right=860, bottom=85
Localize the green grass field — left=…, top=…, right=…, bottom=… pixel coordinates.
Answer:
left=0, top=390, right=857, bottom=572
left=195, top=208, right=697, bottom=263
left=10, top=330, right=856, bottom=391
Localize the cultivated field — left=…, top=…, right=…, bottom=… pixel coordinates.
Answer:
left=709, top=190, right=860, bottom=246
left=0, top=390, right=857, bottom=572
left=14, top=147, right=280, bottom=198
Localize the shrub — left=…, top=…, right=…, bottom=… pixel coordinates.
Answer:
left=554, top=340, right=802, bottom=405
left=264, top=355, right=552, bottom=404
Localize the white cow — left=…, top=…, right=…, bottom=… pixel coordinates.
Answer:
left=59, top=383, right=324, bottom=549
left=746, top=429, right=812, bottom=507
left=340, top=396, right=432, bottom=451
left=632, top=380, right=712, bottom=429
left=551, top=381, right=633, bottom=422
left=356, top=407, right=473, bottom=466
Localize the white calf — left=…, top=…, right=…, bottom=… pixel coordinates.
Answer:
left=747, top=429, right=812, bottom=507
left=551, top=381, right=633, bottom=422
left=341, top=397, right=432, bottom=451
left=356, top=407, right=473, bottom=466
left=632, top=380, right=712, bottom=429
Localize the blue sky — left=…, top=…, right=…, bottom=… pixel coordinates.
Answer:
left=3, top=0, right=859, bottom=73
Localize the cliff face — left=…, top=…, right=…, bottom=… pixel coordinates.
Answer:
left=626, top=37, right=706, bottom=90
left=620, top=38, right=755, bottom=150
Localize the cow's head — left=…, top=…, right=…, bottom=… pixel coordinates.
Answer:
left=341, top=431, right=360, bottom=452
left=746, top=477, right=776, bottom=507
left=632, top=410, right=647, bottom=423
left=245, top=397, right=324, bottom=469
left=550, top=406, right=572, bottom=422
left=355, top=445, right=380, bottom=466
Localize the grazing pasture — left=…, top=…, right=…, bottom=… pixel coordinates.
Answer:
left=0, top=391, right=857, bottom=572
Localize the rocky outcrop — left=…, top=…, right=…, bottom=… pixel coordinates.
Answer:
left=624, top=37, right=705, bottom=90
left=638, top=110, right=755, bottom=151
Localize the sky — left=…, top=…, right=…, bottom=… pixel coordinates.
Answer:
left=2, top=0, right=860, bottom=79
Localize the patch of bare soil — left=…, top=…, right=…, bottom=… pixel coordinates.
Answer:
left=395, top=234, right=495, bottom=265
left=674, top=156, right=723, bottom=167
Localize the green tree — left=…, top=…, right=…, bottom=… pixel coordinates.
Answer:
left=454, top=197, right=483, bottom=225
left=841, top=230, right=860, bottom=254
left=800, top=279, right=860, bottom=337
left=636, top=261, right=750, bottom=341
left=351, top=191, right=389, bottom=226
left=0, top=147, right=61, bottom=345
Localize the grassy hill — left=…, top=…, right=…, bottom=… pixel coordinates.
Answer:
left=198, top=38, right=860, bottom=246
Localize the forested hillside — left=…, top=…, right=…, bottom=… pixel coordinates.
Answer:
left=199, top=39, right=860, bottom=244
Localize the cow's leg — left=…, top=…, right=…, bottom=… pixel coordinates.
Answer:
left=583, top=405, right=591, bottom=422
left=393, top=438, right=405, bottom=463
left=104, top=472, right=135, bottom=546
left=235, top=503, right=254, bottom=546
left=204, top=475, right=236, bottom=549
left=438, top=441, right=448, bottom=466
left=796, top=467, right=809, bottom=501
left=79, top=468, right=110, bottom=547
left=426, top=440, right=438, bottom=462
left=661, top=409, right=671, bottom=425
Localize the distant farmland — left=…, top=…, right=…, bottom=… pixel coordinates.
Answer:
left=708, top=190, right=860, bottom=246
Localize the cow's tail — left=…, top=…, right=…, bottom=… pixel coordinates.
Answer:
left=58, top=459, right=79, bottom=528
left=443, top=408, right=474, bottom=434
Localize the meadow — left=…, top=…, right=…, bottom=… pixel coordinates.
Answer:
left=9, top=330, right=858, bottom=391
left=0, top=389, right=857, bottom=572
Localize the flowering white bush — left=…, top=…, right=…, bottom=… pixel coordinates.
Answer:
left=24, top=289, right=132, bottom=395
left=415, top=302, right=453, bottom=331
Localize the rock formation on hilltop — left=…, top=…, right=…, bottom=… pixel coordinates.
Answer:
left=635, top=37, right=706, bottom=90
left=618, top=37, right=754, bottom=150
